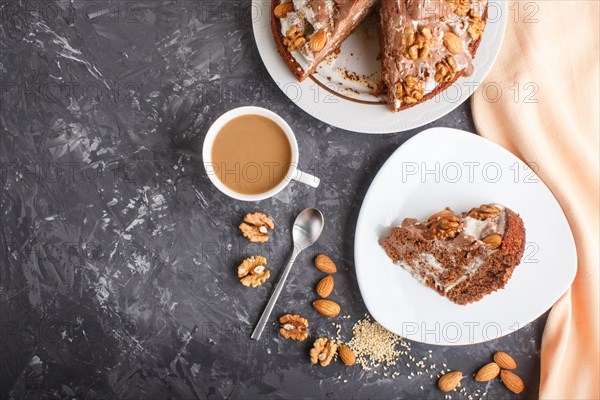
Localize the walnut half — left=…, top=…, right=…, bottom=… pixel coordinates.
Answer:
left=426, top=208, right=463, bottom=239
left=445, top=0, right=470, bottom=16
left=467, top=204, right=501, bottom=220
left=239, top=212, right=275, bottom=243
left=394, top=75, right=425, bottom=105
left=401, top=26, right=433, bottom=60
left=467, top=10, right=485, bottom=41
left=279, top=314, right=309, bottom=341
left=434, top=55, right=458, bottom=84
left=310, top=337, right=338, bottom=367
left=237, top=256, right=270, bottom=287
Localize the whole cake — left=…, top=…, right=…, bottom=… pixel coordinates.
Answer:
left=380, top=204, right=525, bottom=305
left=270, top=0, right=488, bottom=111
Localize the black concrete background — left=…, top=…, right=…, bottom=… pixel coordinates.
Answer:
left=1, top=0, right=546, bottom=398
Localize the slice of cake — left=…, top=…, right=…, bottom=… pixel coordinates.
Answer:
left=379, top=0, right=488, bottom=111
left=271, top=0, right=378, bottom=82
left=380, top=204, right=525, bottom=305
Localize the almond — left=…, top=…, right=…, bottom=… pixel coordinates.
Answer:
left=475, top=362, right=500, bottom=382
left=313, top=299, right=340, bottom=317
left=494, top=351, right=517, bottom=369
left=310, top=29, right=327, bottom=52
left=438, top=371, right=462, bottom=392
left=314, top=254, right=337, bottom=274
left=443, top=32, right=463, bottom=54
left=316, top=275, right=334, bottom=298
left=482, top=234, right=502, bottom=249
left=338, top=345, right=356, bottom=366
left=273, top=2, right=294, bottom=19
left=500, top=370, right=525, bottom=394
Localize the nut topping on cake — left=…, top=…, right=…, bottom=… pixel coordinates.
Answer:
left=274, top=2, right=294, bottom=19
left=394, top=75, right=425, bottom=105
left=445, top=0, right=470, bottom=16
left=426, top=208, right=463, bottom=239
left=443, top=32, right=463, bottom=54
left=310, top=338, right=338, bottom=367
left=279, top=314, right=309, bottom=341
left=468, top=204, right=501, bottom=220
left=467, top=10, right=485, bottom=40
left=283, top=25, right=306, bottom=52
left=310, top=29, right=327, bottom=52
left=434, top=55, right=458, bottom=83
left=482, top=234, right=503, bottom=249
left=238, top=256, right=270, bottom=287
left=401, top=26, right=433, bottom=60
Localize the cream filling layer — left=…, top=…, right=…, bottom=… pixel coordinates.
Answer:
left=395, top=204, right=506, bottom=294
left=399, top=252, right=486, bottom=294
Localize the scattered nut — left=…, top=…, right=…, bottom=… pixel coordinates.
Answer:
left=438, top=371, right=463, bottom=392
left=500, top=370, right=525, bottom=394
left=394, top=74, right=425, bottom=105
left=338, top=345, right=356, bottom=366
left=475, top=362, right=500, bottom=381
left=239, top=212, right=275, bottom=243
left=309, top=337, right=337, bottom=366
left=426, top=208, right=463, bottom=239
left=310, top=29, right=327, bottom=52
left=237, top=256, right=270, bottom=287
left=314, top=254, right=337, bottom=273
left=279, top=314, right=309, bottom=341
left=468, top=204, right=501, bottom=220
left=316, top=275, right=334, bottom=298
left=434, top=55, right=458, bottom=83
left=313, top=299, right=341, bottom=317
left=482, top=234, right=503, bottom=249
left=443, top=31, right=463, bottom=54
left=273, top=2, right=294, bottom=19
left=494, top=351, right=517, bottom=369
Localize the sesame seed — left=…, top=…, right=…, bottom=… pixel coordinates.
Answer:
left=346, top=316, right=404, bottom=369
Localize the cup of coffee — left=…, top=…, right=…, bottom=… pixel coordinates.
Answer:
left=202, top=106, right=320, bottom=201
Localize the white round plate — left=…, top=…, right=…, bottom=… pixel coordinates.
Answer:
left=251, top=1, right=507, bottom=133
left=354, top=128, right=577, bottom=345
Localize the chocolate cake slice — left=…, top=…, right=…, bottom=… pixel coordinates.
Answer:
left=380, top=204, right=525, bottom=305
left=271, top=0, right=378, bottom=82
left=379, top=0, right=488, bottom=111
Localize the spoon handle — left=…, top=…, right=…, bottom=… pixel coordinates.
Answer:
left=251, top=246, right=300, bottom=340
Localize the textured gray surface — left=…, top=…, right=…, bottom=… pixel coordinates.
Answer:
left=1, top=1, right=545, bottom=399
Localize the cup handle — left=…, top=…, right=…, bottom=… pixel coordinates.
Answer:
left=293, top=169, right=320, bottom=188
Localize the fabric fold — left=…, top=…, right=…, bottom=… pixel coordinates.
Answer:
left=471, top=1, right=599, bottom=398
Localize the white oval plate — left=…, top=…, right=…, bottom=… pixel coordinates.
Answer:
left=251, top=1, right=507, bottom=133
left=354, top=128, right=577, bottom=345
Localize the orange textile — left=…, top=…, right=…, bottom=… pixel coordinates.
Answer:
left=471, top=1, right=600, bottom=398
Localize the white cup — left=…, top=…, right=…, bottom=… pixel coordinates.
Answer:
left=202, top=106, right=320, bottom=201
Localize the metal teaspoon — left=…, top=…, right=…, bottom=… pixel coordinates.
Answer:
left=250, top=208, right=325, bottom=340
